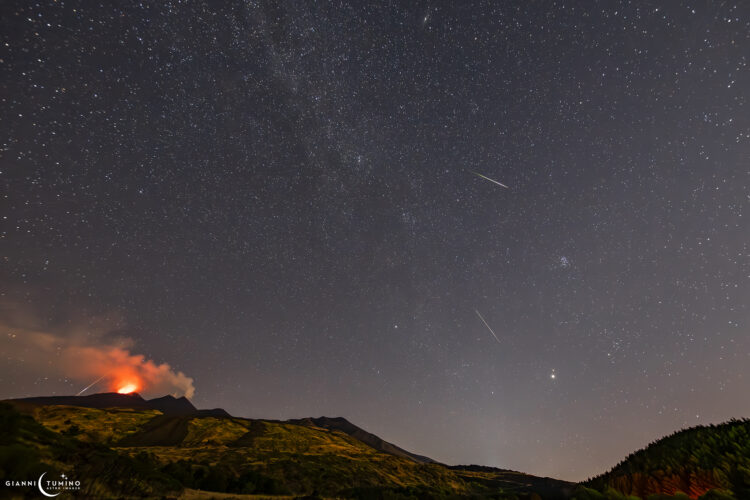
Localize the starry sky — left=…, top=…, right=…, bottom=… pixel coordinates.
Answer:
left=1, top=1, right=748, bottom=481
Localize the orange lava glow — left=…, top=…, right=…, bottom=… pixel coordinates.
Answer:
left=109, top=367, right=143, bottom=394
left=116, top=382, right=139, bottom=394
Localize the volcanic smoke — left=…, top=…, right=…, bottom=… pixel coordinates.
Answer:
left=0, top=302, right=195, bottom=398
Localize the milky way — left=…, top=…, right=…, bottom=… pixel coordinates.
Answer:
left=1, top=1, right=748, bottom=480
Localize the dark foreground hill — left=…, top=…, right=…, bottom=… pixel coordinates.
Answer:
left=0, top=395, right=575, bottom=499
left=580, top=419, right=750, bottom=499
left=0, top=401, right=182, bottom=498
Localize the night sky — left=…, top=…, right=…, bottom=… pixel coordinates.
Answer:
left=1, top=1, right=748, bottom=481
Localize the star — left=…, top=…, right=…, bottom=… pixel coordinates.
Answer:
left=1, top=0, right=745, bottom=483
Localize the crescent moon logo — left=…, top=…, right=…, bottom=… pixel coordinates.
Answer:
left=37, top=472, right=61, bottom=497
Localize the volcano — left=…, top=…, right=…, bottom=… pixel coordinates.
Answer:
left=7, top=392, right=229, bottom=417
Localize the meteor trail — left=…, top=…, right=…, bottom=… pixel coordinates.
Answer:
left=76, top=374, right=108, bottom=396
left=474, top=309, right=502, bottom=344
left=468, top=170, right=509, bottom=189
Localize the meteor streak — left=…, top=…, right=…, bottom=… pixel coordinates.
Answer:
left=76, top=373, right=108, bottom=396
left=474, top=309, right=502, bottom=344
left=468, top=170, right=509, bottom=189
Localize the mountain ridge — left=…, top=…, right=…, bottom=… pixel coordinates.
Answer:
left=6, top=393, right=430, bottom=462
left=6, top=392, right=231, bottom=418
left=4, top=393, right=748, bottom=499
left=286, top=415, right=437, bottom=464
left=4, top=397, right=573, bottom=498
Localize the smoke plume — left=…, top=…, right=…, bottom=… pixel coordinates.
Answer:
left=0, top=300, right=195, bottom=398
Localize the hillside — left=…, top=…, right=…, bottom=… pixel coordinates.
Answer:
left=8, top=393, right=748, bottom=499
left=0, top=395, right=574, bottom=499
left=0, top=402, right=181, bottom=498
left=286, top=416, right=436, bottom=464
left=579, top=419, right=750, bottom=499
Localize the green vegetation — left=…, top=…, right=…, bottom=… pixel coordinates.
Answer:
left=581, top=419, right=750, bottom=499
left=12, top=400, right=747, bottom=499
left=1, top=402, right=570, bottom=498
left=29, top=404, right=160, bottom=444
left=160, top=459, right=288, bottom=495
left=0, top=402, right=181, bottom=498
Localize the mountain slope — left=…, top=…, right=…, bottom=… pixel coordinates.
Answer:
left=2, top=394, right=575, bottom=498
left=287, top=415, right=436, bottom=464
left=582, top=419, right=750, bottom=499
left=10, top=393, right=749, bottom=499
left=0, top=402, right=181, bottom=498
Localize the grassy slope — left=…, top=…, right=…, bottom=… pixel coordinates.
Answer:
left=4, top=402, right=576, bottom=498
left=29, top=404, right=161, bottom=444
left=13, top=404, right=479, bottom=497
left=14, top=404, right=747, bottom=499
left=0, top=403, right=181, bottom=499
left=118, top=418, right=472, bottom=495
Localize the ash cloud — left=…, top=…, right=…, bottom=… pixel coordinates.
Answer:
left=0, top=300, right=195, bottom=398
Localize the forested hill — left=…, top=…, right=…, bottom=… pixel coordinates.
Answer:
left=582, top=418, right=750, bottom=499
